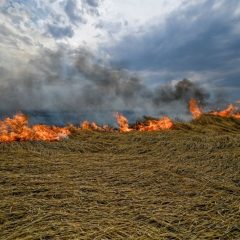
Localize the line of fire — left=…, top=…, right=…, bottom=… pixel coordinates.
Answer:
left=0, top=99, right=240, bottom=142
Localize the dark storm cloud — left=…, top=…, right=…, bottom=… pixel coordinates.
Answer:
left=108, top=0, right=240, bottom=93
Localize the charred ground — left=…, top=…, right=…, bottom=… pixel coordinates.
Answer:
left=0, top=115, right=240, bottom=239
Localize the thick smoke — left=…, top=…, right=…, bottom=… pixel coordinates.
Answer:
left=153, top=78, right=210, bottom=106
left=75, top=50, right=151, bottom=110
left=75, top=53, right=210, bottom=110
left=0, top=46, right=211, bottom=123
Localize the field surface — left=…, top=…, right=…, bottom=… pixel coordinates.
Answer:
left=0, top=116, right=240, bottom=239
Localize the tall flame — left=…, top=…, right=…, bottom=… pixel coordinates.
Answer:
left=115, top=113, right=133, bottom=132
left=189, top=99, right=203, bottom=119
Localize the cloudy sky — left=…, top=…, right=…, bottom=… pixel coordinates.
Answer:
left=0, top=0, right=239, bottom=116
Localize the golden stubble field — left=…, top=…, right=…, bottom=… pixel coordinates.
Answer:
left=0, top=115, right=240, bottom=239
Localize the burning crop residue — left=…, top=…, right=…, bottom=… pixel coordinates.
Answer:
left=115, top=113, right=174, bottom=132
left=80, top=120, right=112, bottom=132
left=189, top=99, right=203, bottom=119
left=189, top=99, right=240, bottom=119
left=115, top=113, right=133, bottom=133
left=136, top=117, right=174, bottom=132
left=211, top=105, right=240, bottom=119
left=0, top=113, right=70, bottom=142
left=1, top=99, right=240, bottom=142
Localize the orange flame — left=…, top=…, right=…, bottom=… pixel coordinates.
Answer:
left=211, top=104, right=236, bottom=117
left=115, top=113, right=133, bottom=132
left=2, top=98, right=240, bottom=143
left=81, top=120, right=111, bottom=131
left=81, top=120, right=99, bottom=131
left=0, top=113, right=70, bottom=142
left=115, top=113, right=174, bottom=132
left=189, top=99, right=203, bottom=119
left=137, top=117, right=174, bottom=131
left=211, top=104, right=240, bottom=119
left=189, top=99, right=240, bottom=120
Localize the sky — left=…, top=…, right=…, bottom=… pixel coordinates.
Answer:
left=0, top=0, right=240, bottom=117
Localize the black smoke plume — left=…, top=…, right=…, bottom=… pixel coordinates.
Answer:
left=153, top=78, right=210, bottom=106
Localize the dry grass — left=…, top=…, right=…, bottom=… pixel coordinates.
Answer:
left=0, top=115, right=240, bottom=239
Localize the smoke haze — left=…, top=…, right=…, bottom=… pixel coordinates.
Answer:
left=0, top=45, right=215, bottom=124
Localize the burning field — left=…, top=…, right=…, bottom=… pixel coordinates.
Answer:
left=0, top=100, right=240, bottom=239
left=1, top=99, right=240, bottom=141
left=1, top=0, right=240, bottom=239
